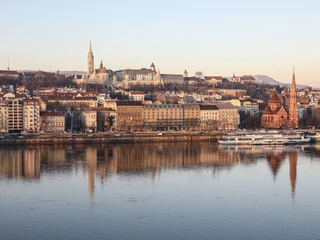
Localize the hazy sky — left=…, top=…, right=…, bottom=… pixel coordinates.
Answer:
left=2, top=0, right=320, bottom=86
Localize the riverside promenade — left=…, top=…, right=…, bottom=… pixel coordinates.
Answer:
left=0, top=132, right=222, bottom=146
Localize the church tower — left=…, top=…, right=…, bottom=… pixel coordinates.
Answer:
left=150, top=62, right=155, bottom=71
left=183, top=69, right=188, bottom=78
left=289, top=68, right=298, bottom=128
left=87, top=41, right=94, bottom=75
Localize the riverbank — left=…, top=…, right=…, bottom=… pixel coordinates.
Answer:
left=0, top=132, right=221, bottom=145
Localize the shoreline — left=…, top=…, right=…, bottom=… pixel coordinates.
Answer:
left=0, top=132, right=221, bottom=146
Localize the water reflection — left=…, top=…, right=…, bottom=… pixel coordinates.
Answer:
left=0, top=143, right=319, bottom=200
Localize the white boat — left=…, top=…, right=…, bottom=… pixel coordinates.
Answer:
left=218, top=131, right=311, bottom=145
left=306, top=132, right=320, bottom=142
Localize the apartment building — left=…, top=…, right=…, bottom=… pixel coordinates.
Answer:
left=129, top=92, right=145, bottom=101
left=199, top=104, right=220, bottom=131
left=216, top=102, right=239, bottom=130
left=143, top=104, right=184, bottom=131
left=23, top=98, right=40, bottom=133
left=116, top=101, right=143, bottom=131
left=81, top=109, right=97, bottom=132
left=0, top=101, right=8, bottom=133
left=40, top=112, right=65, bottom=132
left=8, top=99, right=23, bottom=133
left=183, top=104, right=201, bottom=131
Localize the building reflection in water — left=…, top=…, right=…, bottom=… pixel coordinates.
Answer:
left=289, top=152, right=297, bottom=200
left=0, top=148, right=41, bottom=180
left=0, top=144, right=307, bottom=200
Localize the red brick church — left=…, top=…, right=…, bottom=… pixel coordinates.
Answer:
left=261, top=71, right=299, bottom=129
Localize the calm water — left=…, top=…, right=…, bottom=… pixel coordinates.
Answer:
left=1, top=142, right=320, bottom=240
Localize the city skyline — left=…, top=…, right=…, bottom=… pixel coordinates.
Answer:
left=2, top=0, right=320, bottom=86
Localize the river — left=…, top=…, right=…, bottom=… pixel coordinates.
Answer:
left=0, top=142, right=320, bottom=240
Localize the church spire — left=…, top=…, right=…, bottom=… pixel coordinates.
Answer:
left=89, top=40, right=93, bottom=53
left=289, top=67, right=298, bottom=128
left=291, top=66, right=296, bottom=92
left=87, top=41, right=94, bottom=75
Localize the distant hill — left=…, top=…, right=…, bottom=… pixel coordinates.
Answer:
left=253, top=75, right=308, bottom=89
left=253, top=75, right=283, bottom=86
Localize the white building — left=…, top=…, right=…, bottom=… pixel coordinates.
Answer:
left=129, top=91, right=145, bottom=101
left=23, top=98, right=40, bottom=133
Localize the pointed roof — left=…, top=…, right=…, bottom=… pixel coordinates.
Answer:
left=184, top=69, right=188, bottom=74
left=263, top=106, right=272, bottom=114
left=150, top=62, right=155, bottom=68
left=89, top=40, right=93, bottom=53
left=291, top=67, right=296, bottom=92
left=269, top=92, right=281, bottom=103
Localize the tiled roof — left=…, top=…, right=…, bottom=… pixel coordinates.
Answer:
left=242, top=75, right=255, bottom=80
left=124, top=69, right=155, bottom=74
left=204, top=76, right=222, bottom=80
left=130, top=91, right=144, bottom=95
left=216, top=102, right=237, bottom=109
left=200, top=104, right=218, bottom=110
left=116, top=101, right=143, bottom=106
left=269, top=93, right=281, bottom=103
left=0, top=70, right=19, bottom=75
left=41, top=112, right=64, bottom=117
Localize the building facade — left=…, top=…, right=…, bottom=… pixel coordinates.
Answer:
left=23, top=98, right=40, bottom=133
left=0, top=101, right=8, bottom=133
left=183, top=104, right=201, bottom=131
left=261, top=71, right=299, bottom=129
left=116, top=101, right=144, bottom=131
left=115, top=63, right=163, bottom=89
left=216, top=102, right=239, bottom=130
left=143, top=104, right=184, bottom=131
left=8, top=99, right=23, bottom=133
left=200, top=104, right=220, bottom=131
left=261, top=92, right=288, bottom=128
left=40, top=112, right=65, bottom=132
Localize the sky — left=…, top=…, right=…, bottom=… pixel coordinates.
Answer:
left=1, top=0, right=320, bottom=86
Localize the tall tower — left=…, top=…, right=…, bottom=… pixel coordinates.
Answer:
left=289, top=68, right=298, bottom=128
left=183, top=69, right=188, bottom=78
left=150, top=62, right=155, bottom=71
left=87, top=41, right=94, bottom=75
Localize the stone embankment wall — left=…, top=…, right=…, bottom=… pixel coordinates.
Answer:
left=0, top=133, right=221, bottom=146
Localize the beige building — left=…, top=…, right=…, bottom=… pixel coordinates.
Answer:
left=115, top=63, right=163, bottom=89
left=81, top=109, right=97, bottom=132
left=204, top=76, right=222, bottom=85
left=41, top=112, right=65, bottom=132
left=103, top=99, right=117, bottom=110
left=129, top=91, right=145, bottom=101
left=216, top=102, right=239, bottom=130
left=161, top=73, right=185, bottom=85
left=218, top=89, right=246, bottom=98
left=23, top=98, right=40, bottom=133
left=143, top=104, right=184, bottom=131
left=116, top=101, right=143, bottom=131
left=0, top=101, right=8, bottom=133
left=8, top=99, right=23, bottom=133
left=200, top=104, right=220, bottom=131
left=47, top=96, right=98, bottom=110
left=183, top=104, right=200, bottom=131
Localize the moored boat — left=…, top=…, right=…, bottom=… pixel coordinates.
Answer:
left=218, top=131, right=311, bottom=145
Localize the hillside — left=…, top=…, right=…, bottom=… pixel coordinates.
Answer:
left=254, top=75, right=308, bottom=89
